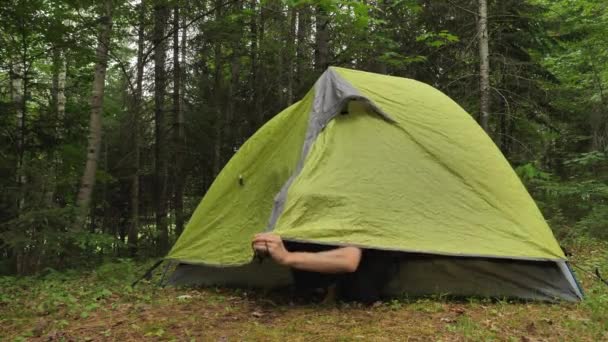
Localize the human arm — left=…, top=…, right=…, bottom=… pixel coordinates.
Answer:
left=252, top=233, right=362, bottom=273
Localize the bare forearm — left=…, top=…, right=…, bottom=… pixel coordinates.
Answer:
left=282, top=247, right=362, bottom=274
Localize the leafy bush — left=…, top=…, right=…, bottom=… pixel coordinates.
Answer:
left=0, top=206, right=118, bottom=275
left=516, top=152, right=608, bottom=242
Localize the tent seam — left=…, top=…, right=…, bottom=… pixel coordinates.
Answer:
left=265, top=68, right=395, bottom=231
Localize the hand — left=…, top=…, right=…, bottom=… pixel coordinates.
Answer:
left=252, top=233, right=290, bottom=265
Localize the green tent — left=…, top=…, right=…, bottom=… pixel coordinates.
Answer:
left=166, top=67, right=582, bottom=301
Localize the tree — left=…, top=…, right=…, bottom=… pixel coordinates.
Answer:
left=74, top=0, right=114, bottom=230
left=172, top=3, right=185, bottom=237
left=478, top=0, right=490, bottom=133
left=314, top=3, right=329, bottom=72
left=128, top=0, right=147, bottom=256
left=153, top=0, right=169, bottom=254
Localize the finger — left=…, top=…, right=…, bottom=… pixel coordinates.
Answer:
left=252, top=236, right=268, bottom=243
left=265, top=240, right=278, bottom=247
left=253, top=245, right=268, bottom=252
left=263, top=234, right=279, bottom=243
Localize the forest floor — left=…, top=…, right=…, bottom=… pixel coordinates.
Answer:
left=2, top=238, right=607, bottom=342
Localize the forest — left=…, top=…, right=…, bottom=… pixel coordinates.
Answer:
left=1, top=0, right=607, bottom=340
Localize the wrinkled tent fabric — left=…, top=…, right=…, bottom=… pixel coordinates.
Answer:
left=166, top=67, right=582, bottom=301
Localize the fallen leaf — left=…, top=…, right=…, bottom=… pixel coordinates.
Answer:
left=32, top=318, right=48, bottom=337
left=451, top=307, right=465, bottom=315
left=526, top=322, right=536, bottom=333
left=252, top=310, right=264, bottom=318
left=440, top=317, right=456, bottom=323
left=45, top=330, right=61, bottom=341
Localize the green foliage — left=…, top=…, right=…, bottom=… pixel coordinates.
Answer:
left=576, top=205, right=608, bottom=240
left=0, top=206, right=119, bottom=274
left=518, top=151, right=608, bottom=241
left=378, top=52, right=427, bottom=67
left=416, top=30, right=460, bottom=48
left=515, top=163, right=551, bottom=182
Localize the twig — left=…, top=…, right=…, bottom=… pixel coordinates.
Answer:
left=445, top=0, right=477, bottom=16
left=140, top=0, right=239, bottom=65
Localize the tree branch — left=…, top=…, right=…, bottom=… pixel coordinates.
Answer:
left=445, top=0, right=477, bottom=16
left=141, top=0, right=239, bottom=65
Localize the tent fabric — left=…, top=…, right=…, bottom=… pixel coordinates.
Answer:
left=165, top=67, right=581, bottom=301
left=268, top=68, right=394, bottom=231
left=167, top=90, right=313, bottom=265
left=167, top=257, right=581, bottom=302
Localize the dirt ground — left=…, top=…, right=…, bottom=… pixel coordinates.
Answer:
left=2, top=240, right=607, bottom=341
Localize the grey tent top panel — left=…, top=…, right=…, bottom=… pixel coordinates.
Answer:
left=266, top=68, right=394, bottom=231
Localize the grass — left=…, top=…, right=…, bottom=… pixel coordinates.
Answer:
left=1, top=239, right=607, bottom=341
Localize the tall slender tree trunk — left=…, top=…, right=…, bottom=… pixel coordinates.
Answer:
left=74, top=0, right=113, bottom=230
left=226, top=53, right=240, bottom=149
left=250, top=0, right=265, bottom=128
left=286, top=7, right=296, bottom=106
left=226, top=0, right=242, bottom=153
left=11, top=39, right=28, bottom=274
left=47, top=49, right=66, bottom=207
left=495, top=66, right=511, bottom=156
left=172, top=4, right=185, bottom=237
left=57, top=54, right=67, bottom=124
left=249, top=0, right=258, bottom=128
left=296, top=5, right=311, bottom=93
left=180, top=5, right=187, bottom=110
left=129, top=1, right=146, bottom=256
left=478, top=0, right=490, bottom=133
left=154, top=1, right=170, bottom=253
left=314, top=5, right=329, bottom=72
left=590, top=63, right=606, bottom=151
left=11, top=57, right=25, bottom=213
left=212, top=1, right=223, bottom=176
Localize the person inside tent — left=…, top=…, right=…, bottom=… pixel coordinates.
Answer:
left=252, top=232, right=398, bottom=304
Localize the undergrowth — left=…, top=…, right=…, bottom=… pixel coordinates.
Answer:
left=1, top=239, right=607, bottom=341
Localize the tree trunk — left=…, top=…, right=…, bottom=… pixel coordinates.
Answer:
left=226, top=0, right=242, bottom=152
left=478, top=0, right=490, bottom=133
left=57, top=54, right=67, bottom=124
left=11, top=56, right=25, bottom=213
left=74, top=0, right=113, bottom=229
left=172, top=4, right=185, bottom=237
left=249, top=0, right=258, bottom=128
left=590, top=62, right=606, bottom=151
left=296, top=5, right=311, bottom=93
left=286, top=7, right=296, bottom=106
left=48, top=49, right=67, bottom=207
left=226, top=55, right=240, bottom=152
left=129, top=1, right=146, bottom=256
left=154, top=1, right=170, bottom=254
left=314, top=4, right=329, bottom=72
left=250, top=0, right=265, bottom=128
left=498, top=90, right=511, bottom=156
left=212, top=0, right=224, bottom=176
